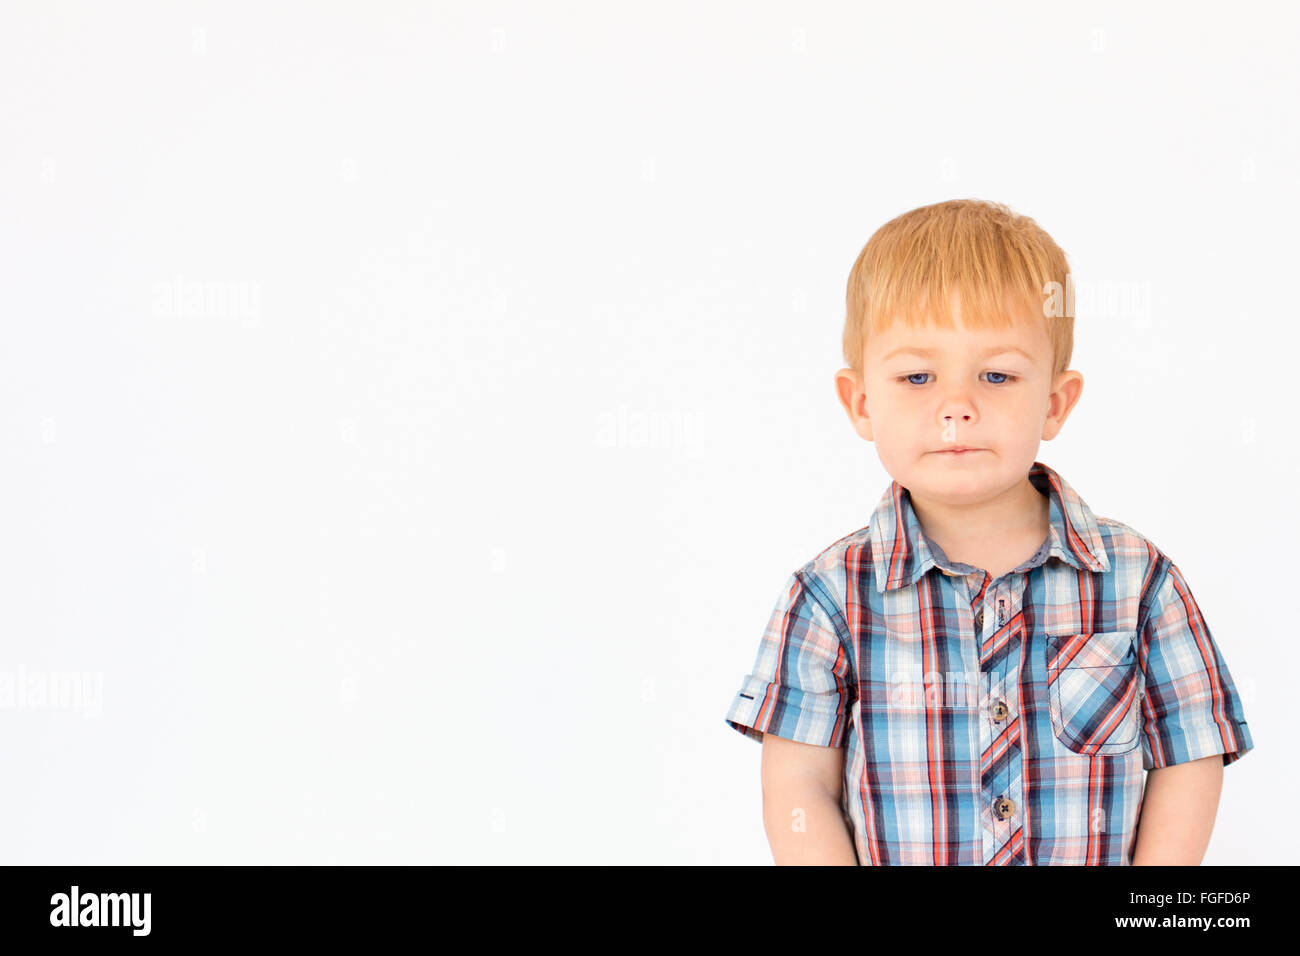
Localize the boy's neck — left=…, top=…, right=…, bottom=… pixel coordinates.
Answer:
left=908, top=476, right=1051, bottom=577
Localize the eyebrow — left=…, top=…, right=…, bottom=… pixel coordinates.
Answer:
left=881, top=345, right=1038, bottom=362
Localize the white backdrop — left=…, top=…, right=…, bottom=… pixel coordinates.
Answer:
left=0, top=0, right=1293, bottom=864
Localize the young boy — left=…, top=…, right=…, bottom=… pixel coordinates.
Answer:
left=723, top=199, right=1254, bottom=866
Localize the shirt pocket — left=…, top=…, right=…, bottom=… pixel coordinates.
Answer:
left=1045, top=630, right=1141, bottom=756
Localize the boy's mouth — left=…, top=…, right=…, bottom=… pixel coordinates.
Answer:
left=933, top=446, right=982, bottom=455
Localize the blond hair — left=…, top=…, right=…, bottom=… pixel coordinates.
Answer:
left=842, top=199, right=1073, bottom=378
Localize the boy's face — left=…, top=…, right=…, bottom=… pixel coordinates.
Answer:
left=835, top=295, right=1083, bottom=507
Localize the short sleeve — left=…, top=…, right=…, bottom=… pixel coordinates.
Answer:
left=1137, top=558, right=1254, bottom=771
left=723, top=570, right=854, bottom=747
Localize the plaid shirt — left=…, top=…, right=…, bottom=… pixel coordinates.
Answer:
left=724, top=461, right=1253, bottom=865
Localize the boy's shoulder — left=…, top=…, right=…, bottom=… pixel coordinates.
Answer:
left=790, top=523, right=875, bottom=591
left=1091, top=514, right=1173, bottom=568
left=776, top=525, right=874, bottom=634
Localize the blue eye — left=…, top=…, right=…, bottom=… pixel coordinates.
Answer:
left=895, top=372, right=1019, bottom=386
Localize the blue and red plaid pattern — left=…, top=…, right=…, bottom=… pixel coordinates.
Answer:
left=724, top=461, right=1254, bottom=865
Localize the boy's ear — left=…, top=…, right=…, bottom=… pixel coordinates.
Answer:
left=1042, top=369, right=1084, bottom=440
left=834, top=367, right=874, bottom=441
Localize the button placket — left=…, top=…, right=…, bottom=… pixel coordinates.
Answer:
left=976, top=584, right=1027, bottom=864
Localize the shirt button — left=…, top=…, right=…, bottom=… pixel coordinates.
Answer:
left=990, top=700, right=1009, bottom=721
left=994, top=796, right=1016, bottom=820
left=974, top=609, right=984, bottom=630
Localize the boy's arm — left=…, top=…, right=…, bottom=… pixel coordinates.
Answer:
left=760, top=733, right=857, bottom=865
left=1130, top=755, right=1224, bottom=865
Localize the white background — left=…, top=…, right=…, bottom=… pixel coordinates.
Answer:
left=0, top=1, right=1293, bottom=864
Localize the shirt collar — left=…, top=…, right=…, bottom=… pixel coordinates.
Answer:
left=867, top=460, right=1111, bottom=593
